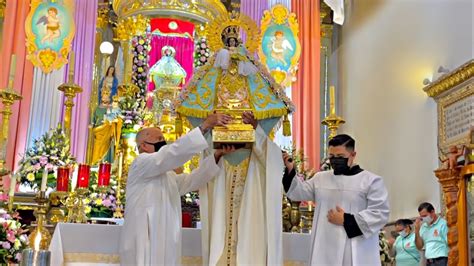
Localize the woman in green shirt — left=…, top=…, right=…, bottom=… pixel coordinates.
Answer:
left=393, top=219, right=421, bottom=266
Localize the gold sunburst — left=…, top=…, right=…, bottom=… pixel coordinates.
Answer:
left=203, top=11, right=260, bottom=53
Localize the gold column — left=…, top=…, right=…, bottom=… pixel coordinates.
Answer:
left=58, top=53, right=83, bottom=139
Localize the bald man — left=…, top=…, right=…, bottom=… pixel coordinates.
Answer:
left=120, top=113, right=234, bottom=265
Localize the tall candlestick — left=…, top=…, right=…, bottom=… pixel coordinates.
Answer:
left=118, top=153, right=123, bottom=179
left=68, top=51, right=75, bottom=82
left=9, top=173, right=17, bottom=197
left=329, top=86, right=336, bottom=115
left=9, top=54, right=17, bottom=82
left=40, top=168, right=48, bottom=192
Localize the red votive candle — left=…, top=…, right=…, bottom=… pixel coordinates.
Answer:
left=77, top=164, right=90, bottom=188
left=98, top=162, right=111, bottom=187
left=56, top=166, right=70, bottom=192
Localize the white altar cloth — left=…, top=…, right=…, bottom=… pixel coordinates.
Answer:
left=49, top=223, right=311, bottom=265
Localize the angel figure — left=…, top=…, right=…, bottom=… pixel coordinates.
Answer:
left=439, top=145, right=465, bottom=169
left=270, top=31, right=293, bottom=66
left=37, top=7, right=61, bottom=44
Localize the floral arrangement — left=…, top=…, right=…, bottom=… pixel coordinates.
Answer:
left=0, top=209, right=28, bottom=264
left=84, top=171, right=124, bottom=218
left=17, top=125, right=76, bottom=189
left=379, top=231, right=394, bottom=264
left=118, top=95, right=146, bottom=132
left=194, top=37, right=211, bottom=67
left=131, top=34, right=152, bottom=97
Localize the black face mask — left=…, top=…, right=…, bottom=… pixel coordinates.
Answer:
left=145, top=140, right=167, bottom=153
left=329, top=157, right=350, bottom=175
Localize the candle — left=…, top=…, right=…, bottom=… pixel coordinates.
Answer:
left=9, top=173, right=17, bottom=197
left=56, top=166, right=70, bottom=192
left=98, top=162, right=111, bottom=187
left=9, top=54, right=17, bottom=81
left=77, top=164, right=90, bottom=188
left=40, top=168, right=48, bottom=192
left=68, top=51, right=75, bottom=81
left=71, top=165, right=78, bottom=192
left=329, top=86, right=336, bottom=115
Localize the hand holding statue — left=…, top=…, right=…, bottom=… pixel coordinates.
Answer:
left=200, top=113, right=233, bottom=134
left=242, top=111, right=257, bottom=129
left=214, top=145, right=237, bottom=163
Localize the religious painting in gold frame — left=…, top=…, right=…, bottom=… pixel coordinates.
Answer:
left=259, top=4, right=301, bottom=87
left=25, top=0, right=76, bottom=73
left=428, top=61, right=474, bottom=153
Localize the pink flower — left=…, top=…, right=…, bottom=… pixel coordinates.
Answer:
left=34, top=163, right=41, bottom=170
left=15, top=252, right=22, bottom=262
left=7, top=230, right=16, bottom=243
left=39, top=156, right=48, bottom=165
left=102, top=199, right=112, bottom=207
left=2, top=241, right=11, bottom=249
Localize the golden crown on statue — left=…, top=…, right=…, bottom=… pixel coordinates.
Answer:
left=222, top=25, right=240, bottom=43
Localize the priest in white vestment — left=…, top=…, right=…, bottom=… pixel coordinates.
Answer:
left=119, top=113, right=234, bottom=265
left=200, top=112, right=284, bottom=265
left=283, top=134, right=390, bottom=265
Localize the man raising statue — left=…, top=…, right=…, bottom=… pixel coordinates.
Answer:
left=176, top=12, right=294, bottom=265
left=119, top=113, right=235, bottom=265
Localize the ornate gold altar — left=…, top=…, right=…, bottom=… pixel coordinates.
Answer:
left=423, top=59, right=473, bottom=266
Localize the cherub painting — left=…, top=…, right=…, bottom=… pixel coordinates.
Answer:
left=259, top=4, right=301, bottom=86
left=270, top=31, right=294, bottom=66
left=37, top=7, right=61, bottom=44
left=25, top=0, right=75, bottom=73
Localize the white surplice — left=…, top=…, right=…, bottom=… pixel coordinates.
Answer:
left=287, top=169, right=390, bottom=266
left=200, top=126, right=284, bottom=265
left=119, top=128, right=220, bottom=266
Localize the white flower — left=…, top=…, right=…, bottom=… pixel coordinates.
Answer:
left=20, top=235, right=28, bottom=243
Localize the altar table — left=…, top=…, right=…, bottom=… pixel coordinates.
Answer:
left=49, top=223, right=311, bottom=265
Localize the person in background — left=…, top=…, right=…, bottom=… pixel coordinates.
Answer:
left=415, top=202, right=448, bottom=266
left=391, top=219, right=421, bottom=266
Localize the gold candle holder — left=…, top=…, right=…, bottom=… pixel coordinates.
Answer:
left=113, top=152, right=124, bottom=218
left=65, top=188, right=89, bottom=223
left=47, top=191, right=69, bottom=224
left=58, top=84, right=82, bottom=139
left=321, top=86, right=345, bottom=139
left=0, top=89, right=23, bottom=176
left=28, top=191, right=51, bottom=250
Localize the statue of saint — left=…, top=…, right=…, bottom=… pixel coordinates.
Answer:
left=99, top=66, right=119, bottom=104
left=149, top=46, right=187, bottom=89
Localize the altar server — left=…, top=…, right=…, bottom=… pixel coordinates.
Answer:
left=282, top=134, right=390, bottom=265
left=119, top=113, right=233, bottom=265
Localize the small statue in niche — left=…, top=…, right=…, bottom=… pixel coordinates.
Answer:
left=99, top=66, right=119, bottom=103
left=149, top=46, right=187, bottom=88
left=439, top=145, right=465, bottom=169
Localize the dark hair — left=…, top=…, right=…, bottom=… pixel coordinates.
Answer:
left=328, top=134, right=355, bottom=152
left=106, top=66, right=116, bottom=77
left=418, top=202, right=434, bottom=212
left=225, top=37, right=239, bottom=48
left=395, top=219, right=413, bottom=227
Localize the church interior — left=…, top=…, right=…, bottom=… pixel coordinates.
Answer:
left=0, top=0, right=472, bottom=265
